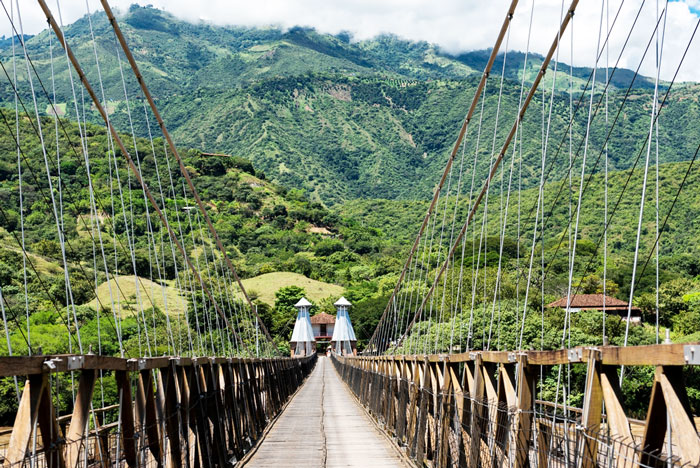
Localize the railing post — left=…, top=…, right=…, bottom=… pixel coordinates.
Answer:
left=641, top=366, right=700, bottom=466
left=513, top=355, right=535, bottom=468
left=116, top=370, right=138, bottom=468
left=65, top=369, right=96, bottom=468
left=467, top=354, right=485, bottom=468
left=163, top=361, right=184, bottom=468
left=414, top=357, right=431, bottom=464
left=579, top=348, right=603, bottom=468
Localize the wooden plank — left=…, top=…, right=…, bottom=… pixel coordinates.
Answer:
left=144, top=370, right=164, bottom=464
left=513, top=356, right=534, bottom=468
left=601, top=343, right=696, bottom=366
left=406, top=359, right=421, bottom=454
left=468, top=355, right=486, bottom=468
left=438, top=360, right=453, bottom=468
left=36, top=373, right=64, bottom=468
left=203, top=363, right=228, bottom=466
left=492, top=364, right=515, bottom=468
left=115, top=370, right=137, bottom=468
left=178, top=365, right=198, bottom=468
left=3, top=375, right=47, bottom=467
left=163, top=363, right=183, bottom=468
left=640, top=368, right=666, bottom=467
left=65, top=370, right=96, bottom=468
left=536, top=420, right=549, bottom=468
left=415, top=358, right=431, bottom=465
left=600, top=366, right=635, bottom=467
left=579, top=351, right=603, bottom=468
left=192, top=364, right=214, bottom=468
left=658, top=366, right=700, bottom=465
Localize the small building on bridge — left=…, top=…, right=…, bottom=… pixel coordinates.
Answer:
left=546, top=294, right=641, bottom=323
left=311, top=312, right=335, bottom=340
left=290, top=297, right=316, bottom=356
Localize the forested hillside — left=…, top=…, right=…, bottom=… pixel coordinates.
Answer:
left=0, top=4, right=699, bottom=419
left=0, top=112, right=399, bottom=357
left=2, top=5, right=698, bottom=204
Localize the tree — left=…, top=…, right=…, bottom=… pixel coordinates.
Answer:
left=272, top=286, right=307, bottom=338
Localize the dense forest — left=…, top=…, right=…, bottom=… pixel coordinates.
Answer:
left=0, top=5, right=699, bottom=421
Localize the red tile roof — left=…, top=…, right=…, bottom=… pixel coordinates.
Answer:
left=546, top=294, right=639, bottom=313
left=310, top=312, right=335, bottom=324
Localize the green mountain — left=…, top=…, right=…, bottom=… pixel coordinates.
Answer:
left=0, top=110, right=395, bottom=357
left=2, top=5, right=695, bottom=205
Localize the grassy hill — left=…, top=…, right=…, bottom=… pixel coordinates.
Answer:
left=87, top=275, right=186, bottom=318
left=241, top=272, right=344, bottom=306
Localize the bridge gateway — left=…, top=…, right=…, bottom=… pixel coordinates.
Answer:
left=0, top=0, right=699, bottom=466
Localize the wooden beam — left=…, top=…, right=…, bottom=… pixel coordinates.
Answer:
left=513, top=356, right=534, bottom=468
left=65, top=370, right=96, bottom=468
left=599, top=366, right=635, bottom=467
left=579, top=350, right=603, bottom=468
left=116, top=370, right=137, bottom=468
left=468, top=355, right=486, bottom=468
left=658, top=366, right=700, bottom=465
left=640, top=369, right=667, bottom=467
left=3, top=375, right=47, bottom=467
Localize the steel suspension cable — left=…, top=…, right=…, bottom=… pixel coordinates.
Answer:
left=99, top=0, right=274, bottom=348
left=37, top=0, right=251, bottom=356
left=398, top=0, right=580, bottom=347
left=366, top=0, right=520, bottom=351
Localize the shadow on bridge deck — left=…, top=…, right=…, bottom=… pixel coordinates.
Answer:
left=242, top=357, right=410, bottom=467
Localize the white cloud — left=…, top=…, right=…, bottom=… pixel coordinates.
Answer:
left=2, top=0, right=699, bottom=82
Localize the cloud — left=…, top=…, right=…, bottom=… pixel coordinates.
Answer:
left=1, top=0, right=699, bottom=82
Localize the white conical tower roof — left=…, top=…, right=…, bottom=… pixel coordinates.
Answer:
left=334, top=296, right=352, bottom=307
left=290, top=297, right=315, bottom=343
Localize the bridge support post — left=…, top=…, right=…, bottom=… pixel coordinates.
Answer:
left=163, top=361, right=184, bottom=468
left=65, top=369, right=96, bottom=468
left=513, top=355, right=535, bottom=468
left=116, top=370, right=138, bottom=468
left=467, top=354, right=485, bottom=468
left=136, top=369, right=164, bottom=465
left=641, top=366, right=700, bottom=466
left=580, top=349, right=603, bottom=468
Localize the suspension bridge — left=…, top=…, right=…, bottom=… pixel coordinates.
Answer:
left=0, top=0, right=699, bottom=466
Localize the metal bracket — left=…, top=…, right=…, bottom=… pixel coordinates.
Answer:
left=684, top=345, right=700, bottom=364
left=67, top=355, right=85, bottom=370
left=42, top=357, right=62, bottom=372
left=469, top=352, right=478, bottom=360
left=170, top=357, right=181, bottom=365
left=567, top=348, right=584, bottom=362
left=507, top=353, right=517, bottom=363
left=138, top=359, right=147, bottom=370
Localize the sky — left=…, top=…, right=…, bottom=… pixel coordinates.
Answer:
left=2, top=0, right=700, bottom=82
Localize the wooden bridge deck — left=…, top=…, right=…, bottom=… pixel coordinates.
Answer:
left=243, top=356, right=408, bottom=467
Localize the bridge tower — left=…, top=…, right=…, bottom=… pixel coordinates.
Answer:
left=290, top=297, right=316, bottom=356
left=331, top=297, right=357, bottom=356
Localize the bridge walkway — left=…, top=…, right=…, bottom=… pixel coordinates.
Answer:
left=243, top=356, right=408, bottom=467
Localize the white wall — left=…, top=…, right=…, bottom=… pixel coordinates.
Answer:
left=312, top=323, right=334, bottom=337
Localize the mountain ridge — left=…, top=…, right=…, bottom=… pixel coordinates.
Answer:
left=0, top=5, right=697, bottom=205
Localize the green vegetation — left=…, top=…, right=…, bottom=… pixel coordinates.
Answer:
left=241, top=272, right=344, bottom=306
left=0, top=4, right=699, bottom=423
left=3, top=6, right=699, bottom=204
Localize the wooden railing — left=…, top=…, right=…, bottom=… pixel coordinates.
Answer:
left=332, top=343, right=700, bottom=467
left=0, top=353, right=317, bottom=467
